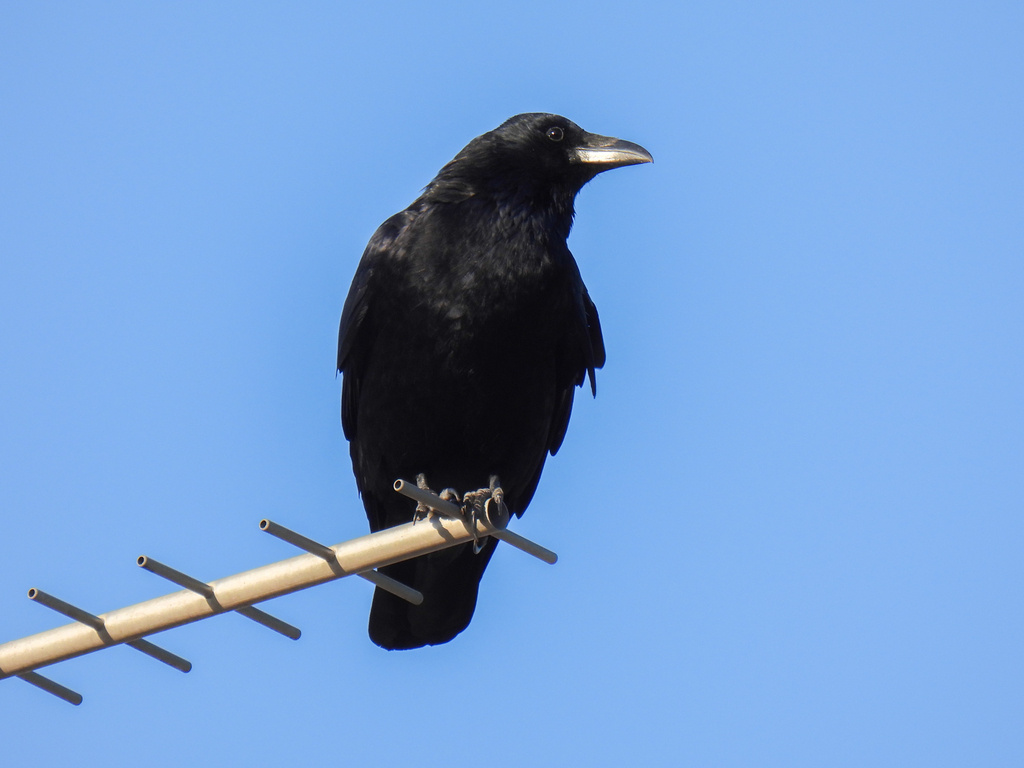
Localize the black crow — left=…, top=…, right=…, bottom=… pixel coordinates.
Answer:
left=337, top=113, right=651, bottom=649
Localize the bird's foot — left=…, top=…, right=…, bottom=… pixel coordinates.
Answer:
left=412, top=473, right=460, bottom=523
left=461, top=475, right=507, bottom=554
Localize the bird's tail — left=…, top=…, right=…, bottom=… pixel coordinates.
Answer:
left=368, top=538, right=499, bottom=650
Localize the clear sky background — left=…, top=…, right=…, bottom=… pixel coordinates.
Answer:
left=1, top=2, right=1021, bottom=765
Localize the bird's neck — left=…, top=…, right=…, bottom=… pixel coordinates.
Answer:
left=487, top=180, right=577, bottom=243
left=425, top=167, right=579, bottom=243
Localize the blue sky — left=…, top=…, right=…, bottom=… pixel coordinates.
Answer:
left=1, top=2, right=1022, bottom=765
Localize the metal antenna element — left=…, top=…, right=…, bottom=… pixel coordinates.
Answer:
left=393, top=479, right=559, bottom=564
left=17, top=670, right=82, bottom=706
left=0, top=478, right=558, bottom=705
left=28, top=588, right=191, bottom=673
left=137, top=557, right=301, bottom=640
left=259, top=519, right=423, bottom=605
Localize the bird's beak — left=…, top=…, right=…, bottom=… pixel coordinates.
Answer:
left=572, top=133, right=653, bottom=169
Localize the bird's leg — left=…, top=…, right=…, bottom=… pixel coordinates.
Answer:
left=461, top=475, right=508, bottom=554
left=412, top=473, right=460, bottom=523
left=486, top=475, right=507, bottom=527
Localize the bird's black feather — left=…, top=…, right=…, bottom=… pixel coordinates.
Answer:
left=337, top=113, right=649, bottom=649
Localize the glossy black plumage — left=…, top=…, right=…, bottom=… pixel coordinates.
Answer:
left=337, top=113, right=650, bottom=649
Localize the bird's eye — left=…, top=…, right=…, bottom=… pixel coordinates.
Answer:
left=546, top=126, right=564, bottom=142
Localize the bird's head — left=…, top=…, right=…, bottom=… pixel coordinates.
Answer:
left=429, top=113, right=652, bottom=204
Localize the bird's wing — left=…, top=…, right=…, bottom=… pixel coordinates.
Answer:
left=506, top=273, right=604, bottom=515
left=546, top=261, right=606, bottom=458
left=337, top=210, right=416, bottom=440
left=581, top=287, right=606, bottom=393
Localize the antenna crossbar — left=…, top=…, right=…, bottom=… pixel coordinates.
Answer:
left=0, top=480, right=556, bottom=705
